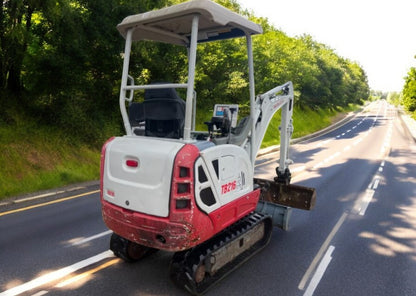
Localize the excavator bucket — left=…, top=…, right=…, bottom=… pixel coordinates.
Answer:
left=255, top=178, right=316, bottom=210
left=254, top=178, right=316, bottom=230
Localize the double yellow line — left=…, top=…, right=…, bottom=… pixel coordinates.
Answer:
left=0, top=190, right=100, bottom=217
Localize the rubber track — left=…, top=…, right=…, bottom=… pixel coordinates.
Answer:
left=169, top=212, right=273, bottom=295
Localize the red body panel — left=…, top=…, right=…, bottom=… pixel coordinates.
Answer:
left=101, top=140, right=259, bottom=252
left=209, top=189, right=260, bottom=232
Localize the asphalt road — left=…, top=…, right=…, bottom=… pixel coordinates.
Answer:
left=1, top=100, right=415, bottom=296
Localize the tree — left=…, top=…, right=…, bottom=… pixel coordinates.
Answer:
left=1, top=0, right=370, bottom=142
left=1, top=0, right=41, bottom=92
left=402, top=66, right=416, bottom=113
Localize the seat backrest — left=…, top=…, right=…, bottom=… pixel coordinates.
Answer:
left=128, top=102, right=145, bottom=127
left=144, top=87, right=182, bottom=101
left=143, top=87, right=185, bottom=139
left=229, top=116, right=252, bottom=145
left=212, top=116, right=251, bottom=146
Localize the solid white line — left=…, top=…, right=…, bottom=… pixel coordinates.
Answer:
left=0, top=250, right=114, bottom=296
left=303, top=245, right=335, bottom=296
left=14, top=191, right=65, bottom=203
left=30, top=291, right=49, bottom=296
left=69, top=230, right=112, bottom=246
left=298, top=213, right=347, bottom=290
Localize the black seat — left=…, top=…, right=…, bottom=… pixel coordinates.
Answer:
left=143, top=86, right=185, bottom=139
left=212, top=116, right=252, bottom=146
left=129, top=102, right=145, bottom=126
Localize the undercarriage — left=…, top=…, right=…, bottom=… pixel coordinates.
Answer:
left=110, top=212, right=272, bottom=295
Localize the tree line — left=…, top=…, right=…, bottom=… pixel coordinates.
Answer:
left=1, top=0, right=370, bottom=144
left=402, top=59, right=416, bottom=117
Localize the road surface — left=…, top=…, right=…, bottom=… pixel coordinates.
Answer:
left=1, top=100, right=415, bottom=296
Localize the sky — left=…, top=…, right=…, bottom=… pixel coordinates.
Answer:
left=237, top=0, right=416, bottom=92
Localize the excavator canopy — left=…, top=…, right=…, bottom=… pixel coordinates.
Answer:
left=116, top=0, right=263, bottom=46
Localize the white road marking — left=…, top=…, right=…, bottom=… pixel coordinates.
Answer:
left=353, top=138, right=362, bottom=146
left=299, top=213, right=347, bottom=290
left=0, top=251, right=114, bottom=296
left=312, top=162, right=323, bottom=170
left=359, top=189, right=375, bottom=216
left=291, top=166, right=306, bottom=173
left=69, top=230, right=112, bottom=246
left=372, top=178, right=380, bottom=190
left=30, top=291, right=48, bottom=296
left=14, top=192, right=65, bottom=203
left=303, top=245, right=335, bottom=296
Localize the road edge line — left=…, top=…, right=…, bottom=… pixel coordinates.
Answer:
left=0, top=250, right=113, bottom=296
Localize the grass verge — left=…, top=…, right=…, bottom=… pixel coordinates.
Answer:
left=0, top=103, right=361, bottom=200
left=0, top=122, right=100, bottom=199
left=261, top=104, right=359, bottom=147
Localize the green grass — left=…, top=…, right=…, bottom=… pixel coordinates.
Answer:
left=261, top=104, right=360, bottom=147
left=0, top=121, right=100, bottom=199
left=0, top=103, right=361, bottom=200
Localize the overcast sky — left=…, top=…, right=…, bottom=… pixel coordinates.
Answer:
left=238, top=0, right=416, bottom=92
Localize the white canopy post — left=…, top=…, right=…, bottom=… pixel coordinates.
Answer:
left=246, top=33, right=256, bottom=165
left=120, top=28, right=133, bottom=135
left=184, top=14, right=200, bottom=141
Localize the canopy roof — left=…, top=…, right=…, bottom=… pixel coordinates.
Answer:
left=117, top=0, right=263, bottom=46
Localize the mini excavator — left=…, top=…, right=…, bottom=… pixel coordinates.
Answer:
left=100, top=0, right=316, bottom=294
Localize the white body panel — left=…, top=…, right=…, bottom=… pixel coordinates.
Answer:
left=102, top=136, right=184, bottom=217
left=195, top=145, right=253, bottom=214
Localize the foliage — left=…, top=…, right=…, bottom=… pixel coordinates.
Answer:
left=387, top=92, right=401, bottom=106
left=402, top=66, right=416, bottom=115
left=0, top=0, right=374, bottom=198
left=1, top=0, right=370, bottom=144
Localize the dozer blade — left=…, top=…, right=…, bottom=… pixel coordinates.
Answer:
left=254, top=178, right=316, bottom=210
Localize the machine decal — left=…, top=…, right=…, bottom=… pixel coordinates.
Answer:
left=221, top=180, right=237, bottom=195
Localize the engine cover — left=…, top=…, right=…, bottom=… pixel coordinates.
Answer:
left=102, top=136, right=184, bottom=217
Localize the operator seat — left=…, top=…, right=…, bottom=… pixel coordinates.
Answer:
left=128, top=86, right=185, bottom=138
left=143, top=85, right=185, bottom=139
left=129, top=102, right=145, bottom=135
left=212, top=116, right=252, bottom=146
